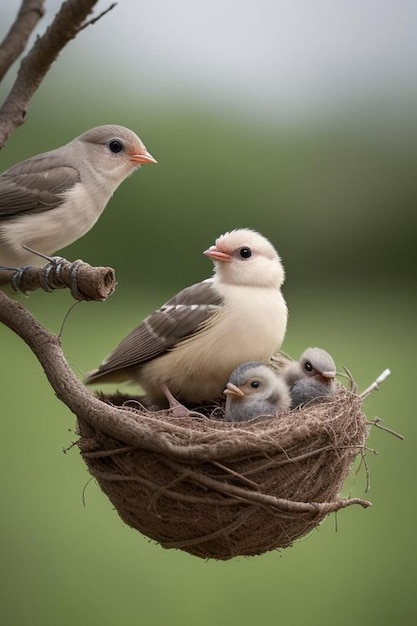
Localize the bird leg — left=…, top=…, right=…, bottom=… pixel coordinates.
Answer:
left=21, top=243, right=64, bottom=265
left=1, top=245, right=66, bottom=295
left=160, top=383, right=193, bottom=417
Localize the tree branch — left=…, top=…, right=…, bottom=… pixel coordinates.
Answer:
left=0, top=0, right=46, bottom=82
left=0, top=288, right=148, bottom=447
left=0, top=258, right=117, bottom=301
left=79, top=2, right=117, bottom=30
left=0, top=0, right=116, bottom=148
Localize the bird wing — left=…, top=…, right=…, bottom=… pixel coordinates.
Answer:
left=0, top=155, right=80, bottom=219
left=92, top=279, right=224, bottom=375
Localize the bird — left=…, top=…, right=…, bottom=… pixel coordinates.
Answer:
left=280, top=347, right=337, bottom=408
left=223, top=361, right=291, bottom=422
left=85, top=228, right=288, bottom=407
left=0, top=125, right=156, bottom=267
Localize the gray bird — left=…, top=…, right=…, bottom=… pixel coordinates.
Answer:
left=85, top=228, right=288, bottom=407
left=0, top=125, right=156, bottom=267
left=223, top=361, right=291, bottom=422
left=281, top=347, right=337, bottom=408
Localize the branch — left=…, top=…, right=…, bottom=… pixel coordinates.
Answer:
left=0, top=0, right=46, bottom=82
left=0, top=258, right=117, bottom=301
left=0, top=288, right=145, bottom=446
left=0, top=0, right=116, bottom=148
left=79, top=2, right=117, bottom=30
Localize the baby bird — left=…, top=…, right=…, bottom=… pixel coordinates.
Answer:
left=281, top=347, right=337, bottom=408
left=85, top=228, right=288, bottom=407
left=223, top=361, right=291, bottom=422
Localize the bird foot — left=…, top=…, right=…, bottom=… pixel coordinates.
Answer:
left=21, top=245, right=76, bottom=293
left=160, top=383, right=193, bottom=417
left=38, top=256, right=66, bottom=292
left=9, top=265, right=31, bottom=294
left=38, top=256, right=84, bottom=300
left=3, top=256, right=85, bottom=299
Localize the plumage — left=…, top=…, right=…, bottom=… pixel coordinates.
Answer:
left=290, top=377, right=335, bottom=409
left=280, top=347, right=337, bottom=408
left=0, top=125, right=156, bottom=266
left=223, top=362, right=291, bottom=422
left=85, top=228, right=288, bottom=406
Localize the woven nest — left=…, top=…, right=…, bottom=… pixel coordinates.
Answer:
left=77, top=371, right=371, bottom=560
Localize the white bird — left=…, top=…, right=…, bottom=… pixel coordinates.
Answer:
left=0, top=125, right=156, bottom=267
left=223, top=361, right=291, bottom=422
left=281, top=347, right=337, bottom=408
left=85, top=228, right=288, bottom=407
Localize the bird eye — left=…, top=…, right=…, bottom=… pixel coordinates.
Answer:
left=108, top=139, right=124, bottom=154
left=250, top=380, right=260, bottom=388
left=304, top=361, right=313, bottom=372
left=239, top=247, right=252, bottom=259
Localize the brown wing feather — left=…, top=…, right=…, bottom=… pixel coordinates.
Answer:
left=85, top=279, right=224, bottom=382
left=0, top=153, right=80, bottom=219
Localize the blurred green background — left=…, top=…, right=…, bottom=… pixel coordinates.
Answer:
left=1, top=1, right=416, bottom=625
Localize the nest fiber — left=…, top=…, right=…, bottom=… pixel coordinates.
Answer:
left=77, top=382, right=370, bottom=560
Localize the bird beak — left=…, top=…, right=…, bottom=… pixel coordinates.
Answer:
left=320, top=371, right=336, bottom=381
left=223, top=382, right=245, bottom=397
left=129, top=149, right=157, bottom=165
left=204, top=245, right=232, bottom=263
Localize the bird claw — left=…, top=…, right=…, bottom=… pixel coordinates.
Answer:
left=21, top=243, right=83, bottom=296
left=38, top=256, right=66, bottom=292
left=160, top=383, right=192, bottom=417
left=5, top=255, right=84, bottom=299
left=9, top=265, right=31, bottom=294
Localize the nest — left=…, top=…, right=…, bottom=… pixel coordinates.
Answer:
left=77, top=380, right=371, bottom=561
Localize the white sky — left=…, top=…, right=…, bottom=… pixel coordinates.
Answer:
left=1, top=0, right=416, bottom=123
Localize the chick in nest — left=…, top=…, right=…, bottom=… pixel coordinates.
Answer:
left=281, top=347, right=337, bottom=409
left=223, top=361, right=291, bottom=422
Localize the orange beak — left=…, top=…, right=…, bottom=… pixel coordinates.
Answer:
left=223, top=382, right=245, bottom=397
left=204, top=245, right=232, bottom=263
left=129, top=148, right=157, bottom=165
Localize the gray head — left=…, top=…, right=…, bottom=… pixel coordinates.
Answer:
left=227, top=361, right=267, bottom=387
left=223, top=362, right=291, bottom=421
left=298, top=347, right=336, bottom=382
left=73, top=124, right=156, bottom=173
left=224, top=362, right=290, bottom=404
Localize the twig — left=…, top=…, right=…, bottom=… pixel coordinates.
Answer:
left=161, top=456, right=372, bottom=513
left=79, top=2, right=117, bottom=30
left=0, top=0, right=111, bottom=148
left=0, top=0, right=46, bottom=82
left=0, top=258, right=116, bottom=301
left=367, top=417, right=404, bottom=441
left=339, top=366, right=358, bottom=392
left=360, top=369, right=391, bottom=399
